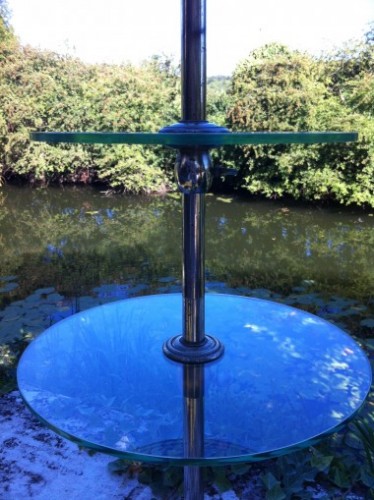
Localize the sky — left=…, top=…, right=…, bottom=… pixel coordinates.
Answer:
left=7, top=0, right=374, bottom=76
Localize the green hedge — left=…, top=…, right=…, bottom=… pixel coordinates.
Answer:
left=0, top=21, right=179, bottom=193
left=1, top=15, right=373, bottom=205
left=222, top=41, right=374, bottom=207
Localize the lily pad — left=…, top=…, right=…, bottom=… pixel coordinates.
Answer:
left=234, top=286, right=253, bottom=295
left=46, top=293, right=64, bottom=302
left=0, top=320, right=24, bottom=342
left=50, top=308, right=76, bottom=323
left=38, top=304, right=61, bottom=315
left=0, top=282, right=19, bottom=293
left=128, top=284, right=149, bottom=295
left=78, top=296, right=101, bottom=310
left=251, top=288, right=272, bottom=298
left=24, top=294, right=44, bottom=304
left=293, top=294, right=324, bottom=306
left=360, top=318, right=374, bottom=328
left=330, top=296, right=357, bottom=308
left=22, top=310, right=45, bottom=322
left=7, top=300, right=24, bottom=307
left=93, top=284, right=129, bottom=300
left=156, top=285, right=182, bottom=294
left=34, top=287, right=56, bottom=295
left=206, top=281, right=228, bottom=290
left=23, top=318, right=47, bottom=328
left=0, top=275, right=18, bottom=282
left=1, top=305, right=23, bottom=318
left=158, top=276, right=177, bottom=283
left=282, top=296, right=299, bottom=305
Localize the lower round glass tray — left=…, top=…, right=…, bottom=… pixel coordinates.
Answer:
left=17, top=294, right=371, bottom=466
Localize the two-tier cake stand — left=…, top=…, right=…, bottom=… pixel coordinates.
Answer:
left=17, top=1, right=372, bottom=498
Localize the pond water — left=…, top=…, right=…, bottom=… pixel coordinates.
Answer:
left=0, top=185, right=373, bottom=344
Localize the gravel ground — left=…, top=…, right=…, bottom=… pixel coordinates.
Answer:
left=1, top=391, right=367, bottom=499
left=0, top=391, right=267, bottom=499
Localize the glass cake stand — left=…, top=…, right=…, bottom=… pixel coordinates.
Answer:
left=18, top=0, right=371, bottom=497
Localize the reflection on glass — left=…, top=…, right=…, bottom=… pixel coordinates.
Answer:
left=183, top=365, right=204, bottom=499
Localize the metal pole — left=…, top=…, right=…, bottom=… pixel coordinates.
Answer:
left=183, top=364, right=205, bottom=500
left=182, top=191, right=205, bottom=345
left=181, top=0, right=206, bottom=346
left=162, top=0, right=224, bottom=363
left=181, top=0, right=206, bottom=122
left=182, top=2, right=206, bottom=497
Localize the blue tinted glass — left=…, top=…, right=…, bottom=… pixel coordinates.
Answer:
left=17, top=294, right=371, bottom=465
left=30, top=131, right=357, bottom=147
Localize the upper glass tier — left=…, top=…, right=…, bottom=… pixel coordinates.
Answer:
left=17, top=294, right=371, bottom=466
left=30, top=131, right=358, bottom=148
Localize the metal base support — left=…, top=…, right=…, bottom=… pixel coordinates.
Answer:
left=163, top=334, right=224, bottom=364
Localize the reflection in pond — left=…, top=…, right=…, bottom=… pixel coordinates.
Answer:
left=0, top=185, right=373, bottom=345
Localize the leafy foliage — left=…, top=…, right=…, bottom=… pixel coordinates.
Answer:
left=0, top=24, right=179, bottom=192
left=1, top=12, right=373, bottom=202
left=0, top=0, right=10, bottom=27
left=224, top=38, right=374, bottom=207
left=207, top=76, right=232, bottom=127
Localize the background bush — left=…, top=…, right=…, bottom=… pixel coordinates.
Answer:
left=0, top=8, right=373, bottom=205
left=0, top=19, right=179, bottom=192
left=222, top=39, right=374, bottom=207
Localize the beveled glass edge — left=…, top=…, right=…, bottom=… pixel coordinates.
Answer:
left=16, top=293, right=372, bottom=466
left=15, top=385, right=369, bottom=466
left=30, top=131, right=358, bottom=147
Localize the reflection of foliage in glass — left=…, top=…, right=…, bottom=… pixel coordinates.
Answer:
left=0, top=187, right=182, bottom=303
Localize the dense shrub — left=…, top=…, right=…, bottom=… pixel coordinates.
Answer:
left=223, top=40, right=374, bottom=207
left=0, top=23, right=179, bottom=192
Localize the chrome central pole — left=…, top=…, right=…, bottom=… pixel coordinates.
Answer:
left=182, top=0, right=206, bottom=347
left=183, top=191, right=205, bottom=344
left=162, top=1, right=224, bottom=497
left=183, top=364, right=205, bottom=500
left=162, top=0, right=224, bottom=363
left=181, top=0, right=206, bottom=122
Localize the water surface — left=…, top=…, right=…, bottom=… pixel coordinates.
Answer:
left=0, top=185, right=373, bottom=343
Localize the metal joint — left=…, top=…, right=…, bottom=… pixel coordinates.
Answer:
left=163, top=334, right=224, bottom=364
left=175, top=149, right=212, bottom=193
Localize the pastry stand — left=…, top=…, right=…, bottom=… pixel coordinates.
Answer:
left=17, top=1, right=371, bottom=498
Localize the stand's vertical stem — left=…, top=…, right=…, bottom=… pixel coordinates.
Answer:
left=183, top=193, right=205, bottom=345
left=183, top=364, right=205, bottom=500
left=181, top=0, right=206, bottom=122
left=182, top=1, right=206, bottom=497
left=162, top=0, right=223, bottom=363
left=182, top=0, right=207, bottom=347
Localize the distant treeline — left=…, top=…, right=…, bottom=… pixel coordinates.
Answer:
left=0, top=12, right=373, bottom=206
